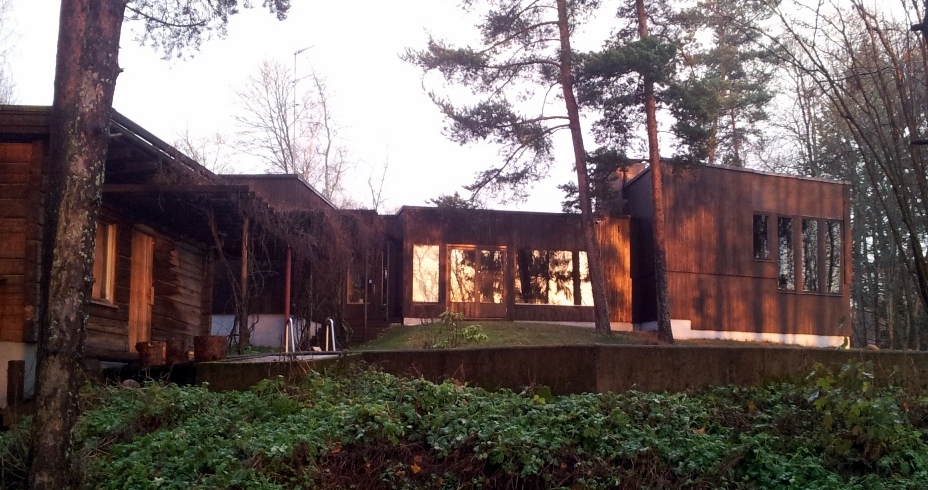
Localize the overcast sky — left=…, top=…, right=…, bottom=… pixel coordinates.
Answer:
left=7, top=0, right=596, bottom=213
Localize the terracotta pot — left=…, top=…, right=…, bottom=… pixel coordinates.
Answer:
left=136, top=341, right=166, bottom=367
left=166, top=338, right=188, bottom=364
left=194, top=335, right=228, bottom=362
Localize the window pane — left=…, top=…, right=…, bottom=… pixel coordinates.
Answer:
left=478, top=249, right=504, bottom=304
left=92, top=222, right=114, bottom=301
left=347, top=266, right=365, bottom=304
left=412, top=245, right=439, bottom=303
left=449, top=248, right=475, bottom=302
left=777, top=217, right=794, bottom=291
left=381, top=246, right=389, bottom=307
left=515, top=250, right=548, bottom=304
left=802, top=219, right=818, bottom=292
left=578, top=251, right=592, bottom=306
left=547, top=250, right=575, bottom=305
left=515, top=249, right=588, bottom=306
left=825, top=221, right=842, bottom=294
left=753, top=214, right=769, bottom=259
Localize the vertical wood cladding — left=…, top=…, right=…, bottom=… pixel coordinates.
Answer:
left=397, top=207, right=631, bottom=323
left=624, top=164, right=851, bottom=337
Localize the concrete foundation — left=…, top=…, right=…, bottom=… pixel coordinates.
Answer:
left=196, top=345, right=928, bottom=396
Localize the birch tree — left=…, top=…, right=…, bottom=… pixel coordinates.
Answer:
left=234, top=59, right=352, bottom=203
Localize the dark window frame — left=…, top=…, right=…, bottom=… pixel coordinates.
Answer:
left=775, top=215, right=843, bottom=295
left=753, top=213, right=771, bottom=261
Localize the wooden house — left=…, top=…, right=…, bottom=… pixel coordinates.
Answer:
left=0, top=103, right=853, bottom=409
left=0, top=106, right=289, bottom=407
left=207, top=193, right=634, bottom=345
left=391, top=207, right=631, bottom=329
left=623, top=163, right=851, bottom=346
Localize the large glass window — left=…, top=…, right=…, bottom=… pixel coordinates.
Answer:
left=412, top=245, right=439, bottom=303
left=777, top=217, right=843, bottom=294
left=802, top=218, right=818, bottom=292
left=381, top=246, right=389, bottom=307
left=514, top=250, right=590, bottom=306
left=347, top=265, right=365, bottom=304
left=478, top=249, right=505, bottom=304
left=825, top=220, right=842, bottom=294
left=92, top=222, right=116, bottom=303
left=449, top=248, right=476, bottom=302
left=753, top=214, right=769, bottom=259
left=777, top=217, right=794, bottom=291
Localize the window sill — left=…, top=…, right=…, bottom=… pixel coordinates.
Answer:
left=89, top=298, right=118, bottom=309
left=777, top=289, right=842, bottom=297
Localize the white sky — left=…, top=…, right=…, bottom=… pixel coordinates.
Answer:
left=7, top=0, right=596, bottom=213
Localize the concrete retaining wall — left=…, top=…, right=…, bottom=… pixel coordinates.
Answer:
left=196, top=346, right=928, bottom=395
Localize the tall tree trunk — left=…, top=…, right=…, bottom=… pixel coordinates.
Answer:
left=30, top=0, right=127, bottom=488
left=636, top=0, right=673, bottom=343
left=556, top=0, right=611, bottom=333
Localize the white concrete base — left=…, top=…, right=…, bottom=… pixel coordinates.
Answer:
left=635, top=319, right=848, bottom=348
left=517, top=321, right=634, bottom=332
left=212, top=315, right=323, bottom=349
left=0, top=342, right=37, bottom=408
left=402, top=318, right=634, bottom=332
left=403, top=317, right=435, bottom=326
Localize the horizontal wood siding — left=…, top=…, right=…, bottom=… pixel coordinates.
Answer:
left=85, top=211, right=212, bottom=360
left=512, top=305, right=595, bottom=322
left=0, top=142, right=41, bottom=342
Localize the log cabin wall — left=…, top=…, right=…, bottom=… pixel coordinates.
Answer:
left=0, top=107, right=223, bottom=363
left=84, top=208, right=213, bottom=361
left=397, top=207, right=631, bottom=324
left=0, top=141, right=44, bottom=344
left=624, top=164, right=851, bottom=338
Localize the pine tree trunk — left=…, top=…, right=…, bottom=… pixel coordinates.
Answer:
left=556, top=0, right=611, bottom=333
left=30, top=0, right=127, bottom=488
left=636, top=0, right=674, bottom=344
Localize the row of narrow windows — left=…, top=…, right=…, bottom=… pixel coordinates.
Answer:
left=753, top=214, right=842, bottom=294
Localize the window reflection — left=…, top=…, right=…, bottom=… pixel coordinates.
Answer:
left=515, top=249, right=590, bottom=306
left=825, top=220, right=841, bottom=294
left=802, top=219, right=818, bottom=292
left=449, top=248, right=476, bottom=302
left=92, top=222, right=116, bottom=302
left=478, top=249, right=504, bottom=304
left=412, top=245, right=439, bottom=303
left=347, top=266, right=365, bottom=304
left=777, top=217, right=794, bottom=291
left=753, top=214, right=769, bottom=259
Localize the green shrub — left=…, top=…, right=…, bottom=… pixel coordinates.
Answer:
left=1, top=362, right=928, bottom=488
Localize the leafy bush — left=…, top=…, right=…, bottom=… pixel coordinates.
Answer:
left=429, top=310, right=488, bottom=349
left=2, top=362, right=928, bottom=489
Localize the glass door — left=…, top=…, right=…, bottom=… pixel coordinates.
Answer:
left=448, top=246, right=506, bottom=318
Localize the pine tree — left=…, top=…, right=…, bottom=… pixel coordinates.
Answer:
left=32, top=2, right=289, bottom=487
left=405, top=0, right=614, bottom=334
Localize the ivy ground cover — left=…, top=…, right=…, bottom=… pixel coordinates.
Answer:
left=1, top=362, right=928, bottom=489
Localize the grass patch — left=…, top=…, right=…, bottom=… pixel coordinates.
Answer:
left=356, top=320, right=658, bottom=350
